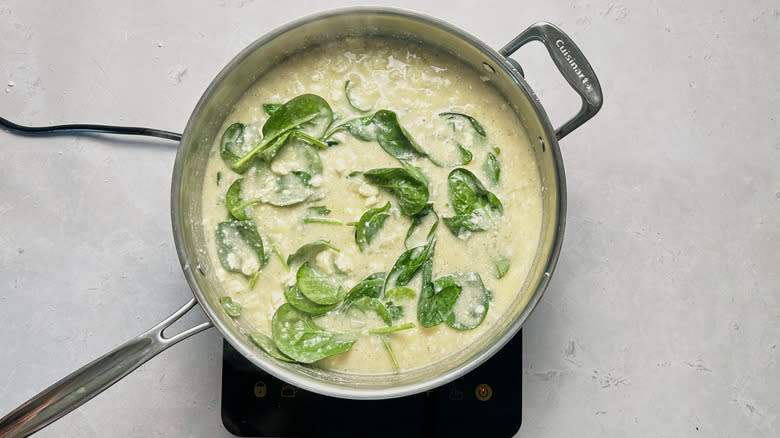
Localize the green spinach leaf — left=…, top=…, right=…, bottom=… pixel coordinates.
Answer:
left=259, top=131, right=327, bottom=165
left=228, top=162, right=321, bottom=212
left=372, top=110, right=428, bottom=162
left=439, top=112, right=487, bottom=137
left=232, top=94, right=333, bottom=171
left=255, top=131, right=291, bottom=163
left=263, top=103, right=282, bottom=115
left=215, top=219, right=265, bottom=277
left=386, top=286, right=416, bottom=301
left=354, top=202, right=391, bottom=251
left=303, top=205, right=340, bottom=225
left=249, top=332, right=295, bottom=362
left=435, top=272, right=490, bottom=331
left=264, top=94, right=332, bottom=140
left=385, top=239, right=435, bottom=292
left=273, top=171, right=320, bottom=206
left=483, top=152, right=500, bottom=185
left=219, top=296, right=242, bottom=318
left=348, top=296, right=392, bottom=326
left=283, top=284, right=338, bottom=315
left=417, top=258, right=445, bottom=327
left=496, top=258, right=510, bottom=279
left=286, top=240, right=340, bottom=268
left=306, top=206, right=331, bottom=216
left=324, top=115, right=376, bottom=142
left=345, top=79, right=372, bottom=113
left=296, top=262, right=347, bottom=305
left=363, top=166, right=429, bottom=216
left=225, top=178, right=250, bottom=220
left=453, top=142, right=473, bottom=165
left=325, top=110, right=427, bottom=163
left=442, top=168, right=503, bottom=237
left=386, top=302, right=404, bottom=321
left=344, top=272, right=386, bottom=304
left=220, top=123, right=253, bottom=174
left=271, top=303, right=356, bottom=363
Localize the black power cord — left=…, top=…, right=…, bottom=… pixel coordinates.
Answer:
left=0, top=116, right=181, bottom=142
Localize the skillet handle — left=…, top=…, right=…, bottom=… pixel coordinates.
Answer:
left=0, top=298, right=212, bottom=438
left=500, top=22, right=603, bottom=140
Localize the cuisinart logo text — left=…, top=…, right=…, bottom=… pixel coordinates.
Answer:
left=555, top=39, right=593, bottom=91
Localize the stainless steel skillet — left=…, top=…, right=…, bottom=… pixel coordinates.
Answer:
left=0, top=7, right=601, bottom=437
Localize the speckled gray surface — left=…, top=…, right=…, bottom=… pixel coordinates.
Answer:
left=1, top=1, right=778, bottom=437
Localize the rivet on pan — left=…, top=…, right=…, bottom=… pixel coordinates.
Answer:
left=539, top=137, right=546, bottom=152
left=482, top=62, right=495, bottom=73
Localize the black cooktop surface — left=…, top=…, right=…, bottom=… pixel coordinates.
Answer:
left=221, top=331, right=522, bottom=438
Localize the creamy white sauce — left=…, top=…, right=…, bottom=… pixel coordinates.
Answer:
left=201, top=37, right=543, bottom=373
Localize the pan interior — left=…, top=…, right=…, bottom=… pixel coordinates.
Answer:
left=173, top=8, right=563, bottom=399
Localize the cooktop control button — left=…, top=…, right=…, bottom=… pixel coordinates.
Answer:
left=254, top=381, right=267, bottom=398
left=475, top=383, right=492, bottom=401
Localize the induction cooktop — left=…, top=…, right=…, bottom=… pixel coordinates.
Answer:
left=221, top=330, right=522, bottom=438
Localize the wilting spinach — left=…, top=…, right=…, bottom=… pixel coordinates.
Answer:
left=249, top=332, right=295, bottom=362
left=418, top=266, right=490, bottom=330
left=324, top=110, right=428, bottom=164
left=385, top=303, right=404, bottom=321
left=226, top=165, right=320, bottom=216
left=271, top=303, right=356, bottom=363
left=362, top=166, right=429, bottom=216
left=353, top=202, right=391, bottom=251
left=286, top=239, right=339, bottom=268
left=345, top=79, right=372, bottom=113
left=495, top=258, right=511, bottom=279
left=483, top=152, right=500, bottom=185
left=417, top=259, right=446, bottom=327
left=324, top=115, right=374, bottom=142
left=442, top=168, right=503, bottom=237
left=225, top=178, right=250, bottom=220
left=296, top=262, right=347, bottom=305
left=451, top=142, right=473, bottom=166
left=231, top=94, right=333, bottom=171
left=283, top=284, right=338, bottom=316
left=219, top=296, right=242, bottom=318
left=215, top=219, right=265, bottom=277
left=385, top=239, right=436, bottom=292
left=439, top=112, right=487, bottom=138
left=344, top=272, right=386, bottom=304
left=348, top=296, right=393, bottom=326
left=259, top=130, right=328, bottom=163
left=220, top=123, right=252, bottom=174
left=306, top=206, right=331, bottom=216
left=371, top=110, right=428, bottom=162
left=404, top=203, right=439, bottom=249
left=435, top=272, right=490, bottom=330
left=385, top=286, right=416, bottom=301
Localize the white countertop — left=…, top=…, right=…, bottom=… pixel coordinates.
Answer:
left=1, top=1, right=778, bottom=436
